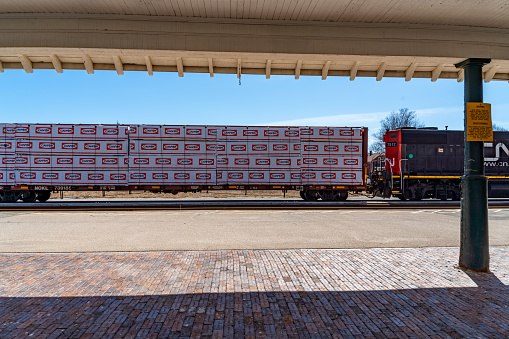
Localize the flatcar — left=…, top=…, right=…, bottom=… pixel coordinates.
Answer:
left=368, top=128, right=509, bottom=200
left=0, top=123, right=368, bottom=203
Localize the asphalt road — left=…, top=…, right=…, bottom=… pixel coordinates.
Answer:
left=1, top=208, right=508, bottom=253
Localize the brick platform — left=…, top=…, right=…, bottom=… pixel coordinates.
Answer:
left=1, top=247, right=508, bottom=338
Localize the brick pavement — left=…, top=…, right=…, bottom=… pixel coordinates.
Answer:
left=0, top=247, right=508, bottom=338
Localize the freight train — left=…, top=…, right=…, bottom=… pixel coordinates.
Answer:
left=368, top=128, right=509, bottom=200
left=0, top=124, right=368, bottom=203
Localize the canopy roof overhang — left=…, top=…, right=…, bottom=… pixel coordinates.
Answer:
left=1, top=1, right=508, bottom=81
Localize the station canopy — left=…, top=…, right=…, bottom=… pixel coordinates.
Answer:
left=0, top=0, right=508, bottom=81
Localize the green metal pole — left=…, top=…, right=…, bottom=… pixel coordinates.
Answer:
left=455, top=58, right=491, bottom=272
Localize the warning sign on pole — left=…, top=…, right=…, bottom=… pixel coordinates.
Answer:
left=466, top=102, right=493, bottom=142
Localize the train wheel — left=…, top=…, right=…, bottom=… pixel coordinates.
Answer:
left=21, top=191, right=37, bottom=203
left=299, top=191, right=307, bottom=200
left=336, top=191, right=348, bottom=201
left=36, top=190, right=51, bottom=203
left=303, top=190, right=319, bottom=201
left=395, top=194, right=406, bottom=201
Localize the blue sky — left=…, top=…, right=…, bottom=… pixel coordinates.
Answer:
left=2, top=69, right=508, bottom=140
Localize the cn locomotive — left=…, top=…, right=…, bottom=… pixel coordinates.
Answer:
left=0, top=123, right=368, bottom=203
left=368, top=128, right=509, bottom=200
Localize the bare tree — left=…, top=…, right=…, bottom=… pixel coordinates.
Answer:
left=370, top=108, right=424, bottom=153
left=492, top=123, right=508, bottom=131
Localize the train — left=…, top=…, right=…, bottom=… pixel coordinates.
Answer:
left=0, top=123, right=369, bottom=203
left=368, top=128, right=509, bottom=200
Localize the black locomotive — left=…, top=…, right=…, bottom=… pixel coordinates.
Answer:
left=368, top=128, right=509, bottom=200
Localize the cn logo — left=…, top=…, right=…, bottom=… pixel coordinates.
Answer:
left=345, top=145, right=360, bottom=152
left=342, top=173, right=356, bottom=179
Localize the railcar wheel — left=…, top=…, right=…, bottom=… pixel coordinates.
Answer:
left=395, top=194, right=406, bottom=201
left=36, top=191, right=51, bottom=203
left=299, top=191, right=307, bottom=200
left=336, top=191, right=348, bottom=201
left=21, top=191, right=37, bottom=203
left=303, top=190, right=319, bottom=201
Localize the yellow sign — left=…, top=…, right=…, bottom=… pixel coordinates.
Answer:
left=466, top=102, right=493, bottom=141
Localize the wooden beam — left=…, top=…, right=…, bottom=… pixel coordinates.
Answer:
left=350, top=61, right=360, bottom=81
left=405, top=62, right=417, bottom=81
left=50, top=54, right=63, bottom=73
left=83, top=55, right=94, bottom=74
left=376, top=62, right=388, bottom=81
left=19, top=54, right=33, bottom=73
left=113, top=56, right=124, bottom=75
left=295, top=60, right=302, bottom=80
left=176, top=57, right=184, bottom=77
left=237, top=59, right=241, bottom=79
left=322, top=60, right=331, bottom=80
left=457, top=69, right=464, bottom=82
left=145, top=56, right=153, bottom=76
left=266, top=59, right=272, bottom=79
left=484, top=65, right=499, bottom=83
left=208, top=58, right=214, bottom=77
left=431, top=63, right=444, bottom=82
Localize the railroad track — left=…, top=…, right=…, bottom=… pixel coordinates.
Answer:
left=1, top=199, right=509, bottom=211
